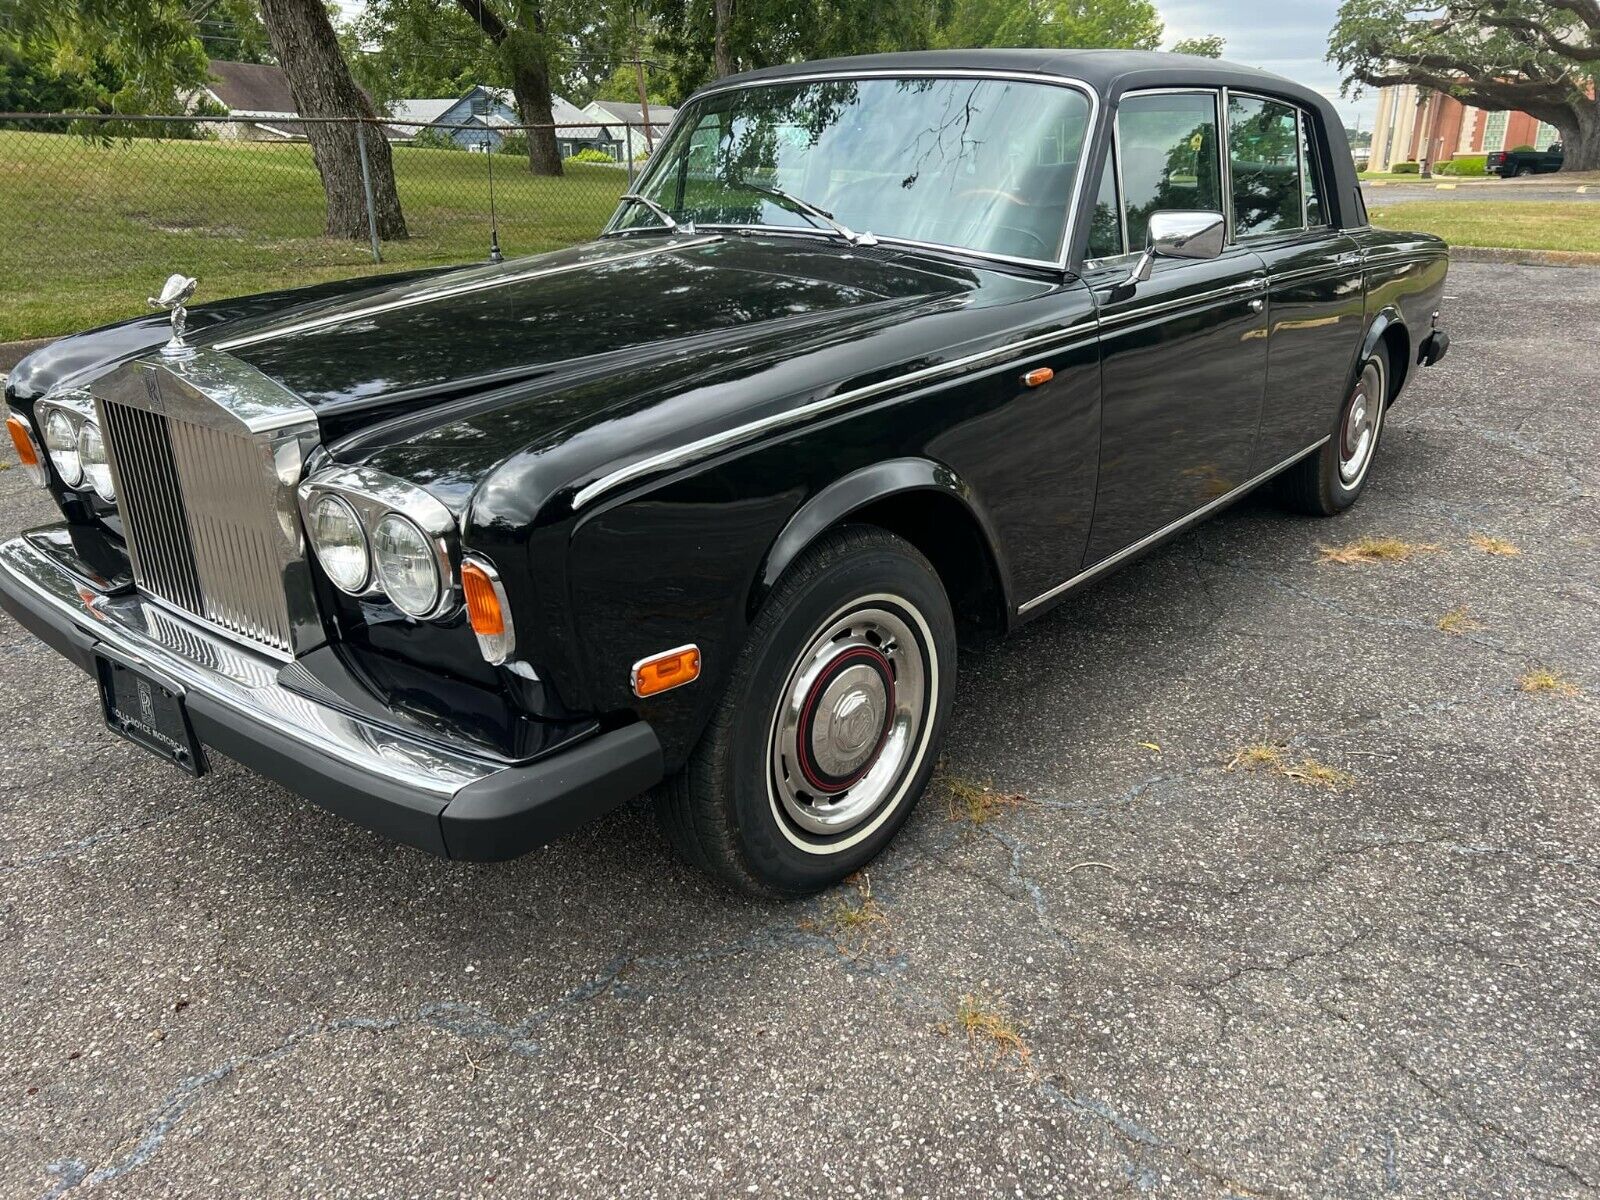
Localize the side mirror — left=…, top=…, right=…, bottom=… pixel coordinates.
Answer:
left=1114, top=210, right=1226, bottom=299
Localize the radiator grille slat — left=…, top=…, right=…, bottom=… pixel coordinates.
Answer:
left=99, top=397, right=298, bottom=655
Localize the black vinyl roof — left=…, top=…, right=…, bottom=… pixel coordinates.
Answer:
left=710, top=50, right=1365, bottom=234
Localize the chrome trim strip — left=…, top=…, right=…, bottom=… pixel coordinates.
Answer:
left=611, top=69, right=1100, bottom=274
left=572, top=317, right=1099, bottom=510
left=1017, top=437, right=1331, bottom=615
left=0, top=535, right=498, bottom=798
left=1097, top=276, right=1263, bottom=330
left=213, top=238, right=722, bottom=352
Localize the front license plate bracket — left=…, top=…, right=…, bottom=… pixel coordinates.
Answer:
left=95, top=652, right=208, bottom=776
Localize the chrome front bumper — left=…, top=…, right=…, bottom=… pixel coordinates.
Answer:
left=0, top=531, right=662, bottom=859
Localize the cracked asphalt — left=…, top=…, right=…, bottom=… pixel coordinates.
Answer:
left=3, top=260, right=1597, bottom=1198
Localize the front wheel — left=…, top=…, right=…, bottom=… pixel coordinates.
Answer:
left=1277, top=349, right=1389, bottom=516
left=657, top=526, right=955, bottom=897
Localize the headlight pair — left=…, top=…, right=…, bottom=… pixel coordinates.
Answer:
left=299, top=467, right=458, bottom=621
left=36, top=396, right=115, bottom=502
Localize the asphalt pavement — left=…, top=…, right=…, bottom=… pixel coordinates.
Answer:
left=3, top=260, right=1596, bottom=1198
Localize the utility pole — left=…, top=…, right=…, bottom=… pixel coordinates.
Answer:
left=630, top=7, right=655, bottom=155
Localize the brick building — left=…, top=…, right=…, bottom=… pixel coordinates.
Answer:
left=1370, top=84, right=1561, bottom=170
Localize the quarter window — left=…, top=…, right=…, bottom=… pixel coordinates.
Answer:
left=1116, top=92, right=1223, bottom=250
left=1085, top=151, right=1124, bottom=259
left=1228, top=95, right=1303, bottom=236
left=1300, top=113, right=1327, bottom=226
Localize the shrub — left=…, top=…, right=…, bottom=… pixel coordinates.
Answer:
left=409, top=128, right=463, bottom=152
left=1510, top=143, right=1537, bottom=153
left=568, top=147, right=614, bottom=164
left=1438, top=154, right=1487, bottom=176
left=1392, top=160, right=1420, bottom=174
left=496, top=132, right=528, bottom=158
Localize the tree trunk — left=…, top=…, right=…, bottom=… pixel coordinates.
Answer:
left=507, top=49, right=563, bottom=177
left=713, top=0, right=735, bottom=78
left=1552, top=100, right=1600, bottom=173
left=257, top=0, right=407, bottom=240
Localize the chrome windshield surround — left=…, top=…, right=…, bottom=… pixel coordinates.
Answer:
left=607, top=69, right=1101, bottom=273
left=297, top=464, right=461, bottom=621
left=91, top=351, right=323, bottom=658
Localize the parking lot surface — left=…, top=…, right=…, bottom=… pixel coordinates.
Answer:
left=3, top=261, right=1596, bottom=1198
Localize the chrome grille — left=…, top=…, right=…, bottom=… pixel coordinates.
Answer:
left=92, top=353, right=319, bottom=659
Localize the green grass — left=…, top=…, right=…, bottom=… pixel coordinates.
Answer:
left=1368, top=201, right=1600, bottom=252
left=0, top=130, right=629, bottom=341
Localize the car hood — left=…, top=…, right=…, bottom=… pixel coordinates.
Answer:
left=209, top=234, right=983, bottom=427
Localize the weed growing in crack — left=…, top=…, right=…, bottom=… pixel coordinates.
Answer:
left=809, top=873, right=890, bottom=956
left=944, top=993, right=1031, bottom=1067
left=1437, top=606, right=1484, bottom=635
left=1227, top=742, right=1355, bottom=791
left=1517, top=669, right=1581, bottom=697
left=942, top=776, right=1031, bottom=825
left=1318, top=537, right=1442, bottom=566
left=1469, top=533, right=1522, bottom=557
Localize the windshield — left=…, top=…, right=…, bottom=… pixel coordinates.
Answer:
left=617, top=76, right=1093, bottom=263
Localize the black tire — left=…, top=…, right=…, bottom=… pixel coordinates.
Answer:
left=657, top=525, right=956, bottom=898
left=1277, top=346, right=1391, bottom=516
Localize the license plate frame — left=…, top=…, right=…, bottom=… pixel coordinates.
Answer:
left=95, top=652, right=208, bottom=777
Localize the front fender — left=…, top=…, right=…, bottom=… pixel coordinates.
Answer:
left=749, top=456, right=1010, bottom=619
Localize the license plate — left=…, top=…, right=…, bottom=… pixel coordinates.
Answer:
left=96, top=654, right=207, bottom=776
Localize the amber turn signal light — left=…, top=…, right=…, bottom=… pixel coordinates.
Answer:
left=632, top=644, right=701, bottom=698
left=1022, top=367, right=1054, bottom=388
left=6, top=412, right=47, bottom=485
left=460, top=556, right=516, bottom=666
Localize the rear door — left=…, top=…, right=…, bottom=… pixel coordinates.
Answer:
left=1077, top=88, right=1270, bottom=566
left=1226, top=93, right=1365, bottom=472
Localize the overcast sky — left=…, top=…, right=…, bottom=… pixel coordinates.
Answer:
left=332, top=0, right=1376, bottom=128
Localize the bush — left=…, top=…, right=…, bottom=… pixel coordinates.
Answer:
left=496, top=132, right=528, bottom=158
left=409, top=128, right=463, bottom=152
left=1392, top=160, right=1420, bottom=174
left=1438, top=154, right=1487, bottom=176
left=568, top=147, right=614, bottom=164
left=1510, top=144, right=1537, bottom=153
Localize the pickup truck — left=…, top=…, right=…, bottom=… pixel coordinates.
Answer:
left=1488, top=143, right=1564, bottom=176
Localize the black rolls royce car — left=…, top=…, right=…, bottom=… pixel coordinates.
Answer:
left=0, top=51, right=1450, bottom=896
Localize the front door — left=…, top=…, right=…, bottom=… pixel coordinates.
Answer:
left=1080, top=89, right=1269, bottom=565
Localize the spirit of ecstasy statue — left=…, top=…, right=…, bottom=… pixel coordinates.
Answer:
left=148, top=273, right=198, bottom=360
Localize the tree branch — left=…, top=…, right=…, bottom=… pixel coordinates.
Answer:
left=454, top=0, right=509, bottom=44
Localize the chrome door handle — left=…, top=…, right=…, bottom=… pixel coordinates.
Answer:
left=1337, top=252, right=1362, bottom=268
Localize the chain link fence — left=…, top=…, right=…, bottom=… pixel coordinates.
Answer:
left=0, top=112, right=653, bottom=343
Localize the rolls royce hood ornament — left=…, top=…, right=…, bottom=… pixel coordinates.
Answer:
left=149, top=273, right=198, bottom=360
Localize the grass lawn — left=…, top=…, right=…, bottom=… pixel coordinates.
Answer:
left=0, top=130, right=628, bottom=342
left=1367, top=201, right=1600, bottom=252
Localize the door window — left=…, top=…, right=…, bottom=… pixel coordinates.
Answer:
left=1116, top=92, right=1222, bottom=250
left=1228, top=95, right=1303, bottom=236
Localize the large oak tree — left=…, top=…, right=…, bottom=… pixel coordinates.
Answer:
left=1330, top=0, right=1600, bottom=171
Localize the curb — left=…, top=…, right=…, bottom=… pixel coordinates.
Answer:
left=1449, top=246, right=1600, bottom=268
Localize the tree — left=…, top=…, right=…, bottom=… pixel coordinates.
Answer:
left=933, top=0, right=1163, bottom=52
left=258, top=0, right=409, bottom=238
left=195, top=0, right=275, bottom=65
left=12, top=0, right=211, bottom=113
left=348, top=0, right=508, bottom=111
left=1171, top=34, right=1226, bottom=58
left=1330, top=0, right=1600, bottom=172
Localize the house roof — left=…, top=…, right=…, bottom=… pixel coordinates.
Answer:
left=587, top=99, right=677, bottom=127
left=387, top=98, right=458, bottom=128
left=204, top=59, right=298, bottom=116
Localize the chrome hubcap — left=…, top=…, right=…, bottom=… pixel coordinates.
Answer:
left=1339, top=361, right=1384, bottom=487
left=769, top=603, right=928, bottom=839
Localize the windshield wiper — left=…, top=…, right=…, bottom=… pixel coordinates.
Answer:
left=617, top=193, right=694, bottom=235
left=737, top=181, right=876, bottom=247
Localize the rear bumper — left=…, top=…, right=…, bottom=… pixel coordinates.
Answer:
left=0, top=530, right=663, bottom=860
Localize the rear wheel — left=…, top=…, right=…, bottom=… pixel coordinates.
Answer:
left=657, top=526, right=955, bottom=897
left=1277, top=348, right=1389, bottom=516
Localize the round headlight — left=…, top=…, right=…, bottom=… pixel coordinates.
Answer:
left=43, top=408, right=82, bottom=486
left=77, top=421, right=115, bottom=502
left=372, top=513, right=441, bottom=617
left=308, top=495, right=369, bottom=593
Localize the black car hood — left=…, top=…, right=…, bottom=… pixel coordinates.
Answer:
left=212, top=234, right=982, bottom=422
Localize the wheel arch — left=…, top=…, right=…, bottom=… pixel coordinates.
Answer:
left=1360, top=308, right=1411, bottom=404
left=749, top=458, right=1013, bottom=638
